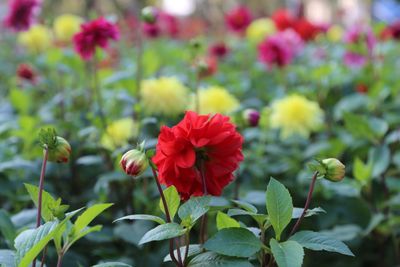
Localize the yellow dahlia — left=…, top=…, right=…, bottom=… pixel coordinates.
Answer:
left=53, top=14, right=83, bottom=42
left=140, top=77, right=189, bottom=116
left=101, top=118, right=138, bottom=150
left=246, top=18, right=276, bottom=44
left=327, top=25, right=344, bottom=43
left=192, top=86, right=239, bottom=115
left=18, top=24, right=52, bottom=54
left=270, top=94, right=323, bottom=138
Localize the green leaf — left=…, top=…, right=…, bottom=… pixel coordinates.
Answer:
left=73, top=203, right=113, bottom=235
left=164, top=244, right=202, bottom=262
left=24, top=183, right=57, bottom=222
left=92, top=262, right=132, bottom=267
left=216, top=212, right=240, bottom=230
left=15, top=220, right=64, bottom=267
left=139, top=223, right=186, bottom=245
left=204, top=228, right=261, bottom=258
left=0, top=250, right=16, bottom=267
left=343, top=113, right=376, bottom=142
left=67, top=225, right=102, bottom=249
left=9, top=89, right=30, bottom=114
left=227, top=209, right=268, bottom=226
left=289, top=231, right=354, bottom=256
left=353, top=157, right=372, bottom=184
left=368, top=145, right=390, bottom=178
left=0, top=210, right=16, bottom=247
left=231, top=200, right=257, bottom=213
left=178, top=196, right=210, bottom=226
left=159, top=186, right=180, bottom=220
left=270, top=239, right=304, bottom=267
left=266, top=178, right=293, bottom=240
left=114, top=214, right=165, bottom=225
left=292, top=207, right=326, bottom=219
left=187, top=252, right=253, bottom=267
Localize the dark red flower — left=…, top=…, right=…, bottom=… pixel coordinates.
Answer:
left=16, top=63, right=36, bottom=83
left=73, top=17, right=119, bottom=60
left=208, top=42, right=229, bottom=58
left=356, top=83, right=368, bottom=94
left=3, top=0, right=40, bottom=31
left=142, top=22, right=161, bottom=38
left=293, top=18, right=319, bottom=41
left=225, top=6, right=252, bottom=33
left=272, top=9, right=295, bottom=31
left=384, top=21, right=400, bottom=40
left=153, top=111, right=244, bottom=200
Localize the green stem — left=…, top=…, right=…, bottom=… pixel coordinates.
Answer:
left=56, top=252, right=63, bottom=267
left=32, top=146, right=49, bottom=267
left=92, top=54, right=107, bottom=132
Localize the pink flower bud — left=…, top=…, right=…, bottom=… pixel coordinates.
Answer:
left=47, top=137, right=71, bottom=163
left=243, top=109, right=260, bottom=127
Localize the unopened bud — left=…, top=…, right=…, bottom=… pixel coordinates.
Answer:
left=47, top=137, right=71, bottom=163
left=141, top=6, right=158, bottom=24
left=322, top=158, right=345, bottom=182
left=120, top=143, right=148, bottom=177
left=243, top=109, right=260, bottom=127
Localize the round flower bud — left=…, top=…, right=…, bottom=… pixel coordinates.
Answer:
left=322, top=158, right=345, bottom=182
left=141, top=6, right=158, bottom=24
left=47, top=137, right=71, bottom=163
left=120, top=148, right=148, bottom=177
left=243, top=109, right=260, bottom=127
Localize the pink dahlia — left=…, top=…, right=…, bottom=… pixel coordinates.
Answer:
left=258, top=33, right=294, bottom=68
left=73, top=17, right=120, bottom=60
left=225, top=6, right=252, bottom=33
left=3, top=0, right=41, bottom=31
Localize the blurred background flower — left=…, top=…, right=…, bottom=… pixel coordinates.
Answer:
left=18, top=24, right=52, bottom=53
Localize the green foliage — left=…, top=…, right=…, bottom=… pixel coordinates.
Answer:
left=187, top=252, right=253, bottom=267
left=114, top=214, right=165, bottom=225
left=289, top=231, right=354, bottom=256
left=216, top=212, right=240, bottom=230
left=178, top=196, right=210, bottom=227
left=204, top=228, right=262, bottom=258
left=139, top=223, right=186, bottom=245
left=0, top=210, right=16, bottom=248
left=159, top=186, right=180, bottom=220
left=266, top=178, right=293, bottom=240
left=270, top=239, right=304, bottom=267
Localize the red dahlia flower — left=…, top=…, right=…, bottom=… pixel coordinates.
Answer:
left=153, top=111, right=244, bottom=200
left=3, top=0, right=41, bottom=31
left=73, top=17, right=120, bottom=60
left=225, top=6, right=252, bottom=33
left=272, top=9, right=295, bottom=31
left=293, top=18, right=319, bottom=41
left=208, top=42, right=229, bottom=59
left=16, top=63, right=36, bottom=83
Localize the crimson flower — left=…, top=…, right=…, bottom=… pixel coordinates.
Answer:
left=142, top=22, right=161, bottom=38
left=258, top=33, right=293, bottom=68
left=271, top=9, right=295, bottom=31
left=197, top=56, right=218, bottom=79
left=16, top=63, right=36, bottom=83
left=73, top=17, right=119, bottom=60
left=225, top=6, right=252, bottom=33
left=293, top=18, right=319, bottom=41
left=153, top=111, right=244, bottom=200
left=3, top=0, right=40, bottom=31
left=208, top=42, right=229, bottom=59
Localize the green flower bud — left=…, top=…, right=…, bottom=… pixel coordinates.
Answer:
left=47, top=136, right=71, bottom=163
left=120, top=143, right=148, bottom=177
left=322, top=158, right=345, bottom=182
left=141, top=6, right=158, bottom=24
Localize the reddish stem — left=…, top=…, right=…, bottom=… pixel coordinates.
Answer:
left=289, top=172, right=319, bottom=236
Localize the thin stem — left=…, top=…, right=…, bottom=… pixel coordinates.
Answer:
left=260, top=224, right=266, bottom=267
left=92, top=54, right=107, bottom=132
left=198, top=160, right=208, bottom=244
left=289, top=172, right=319, bottom=236
left=150, top=165, right=182, bottom=267
left=183, top=231, right=190, bottom=264
left=32, top=147, right=49, bottom=267
left=56, top=252, right=63, bottom=267
left=39, top=245, right=47, bottom=267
